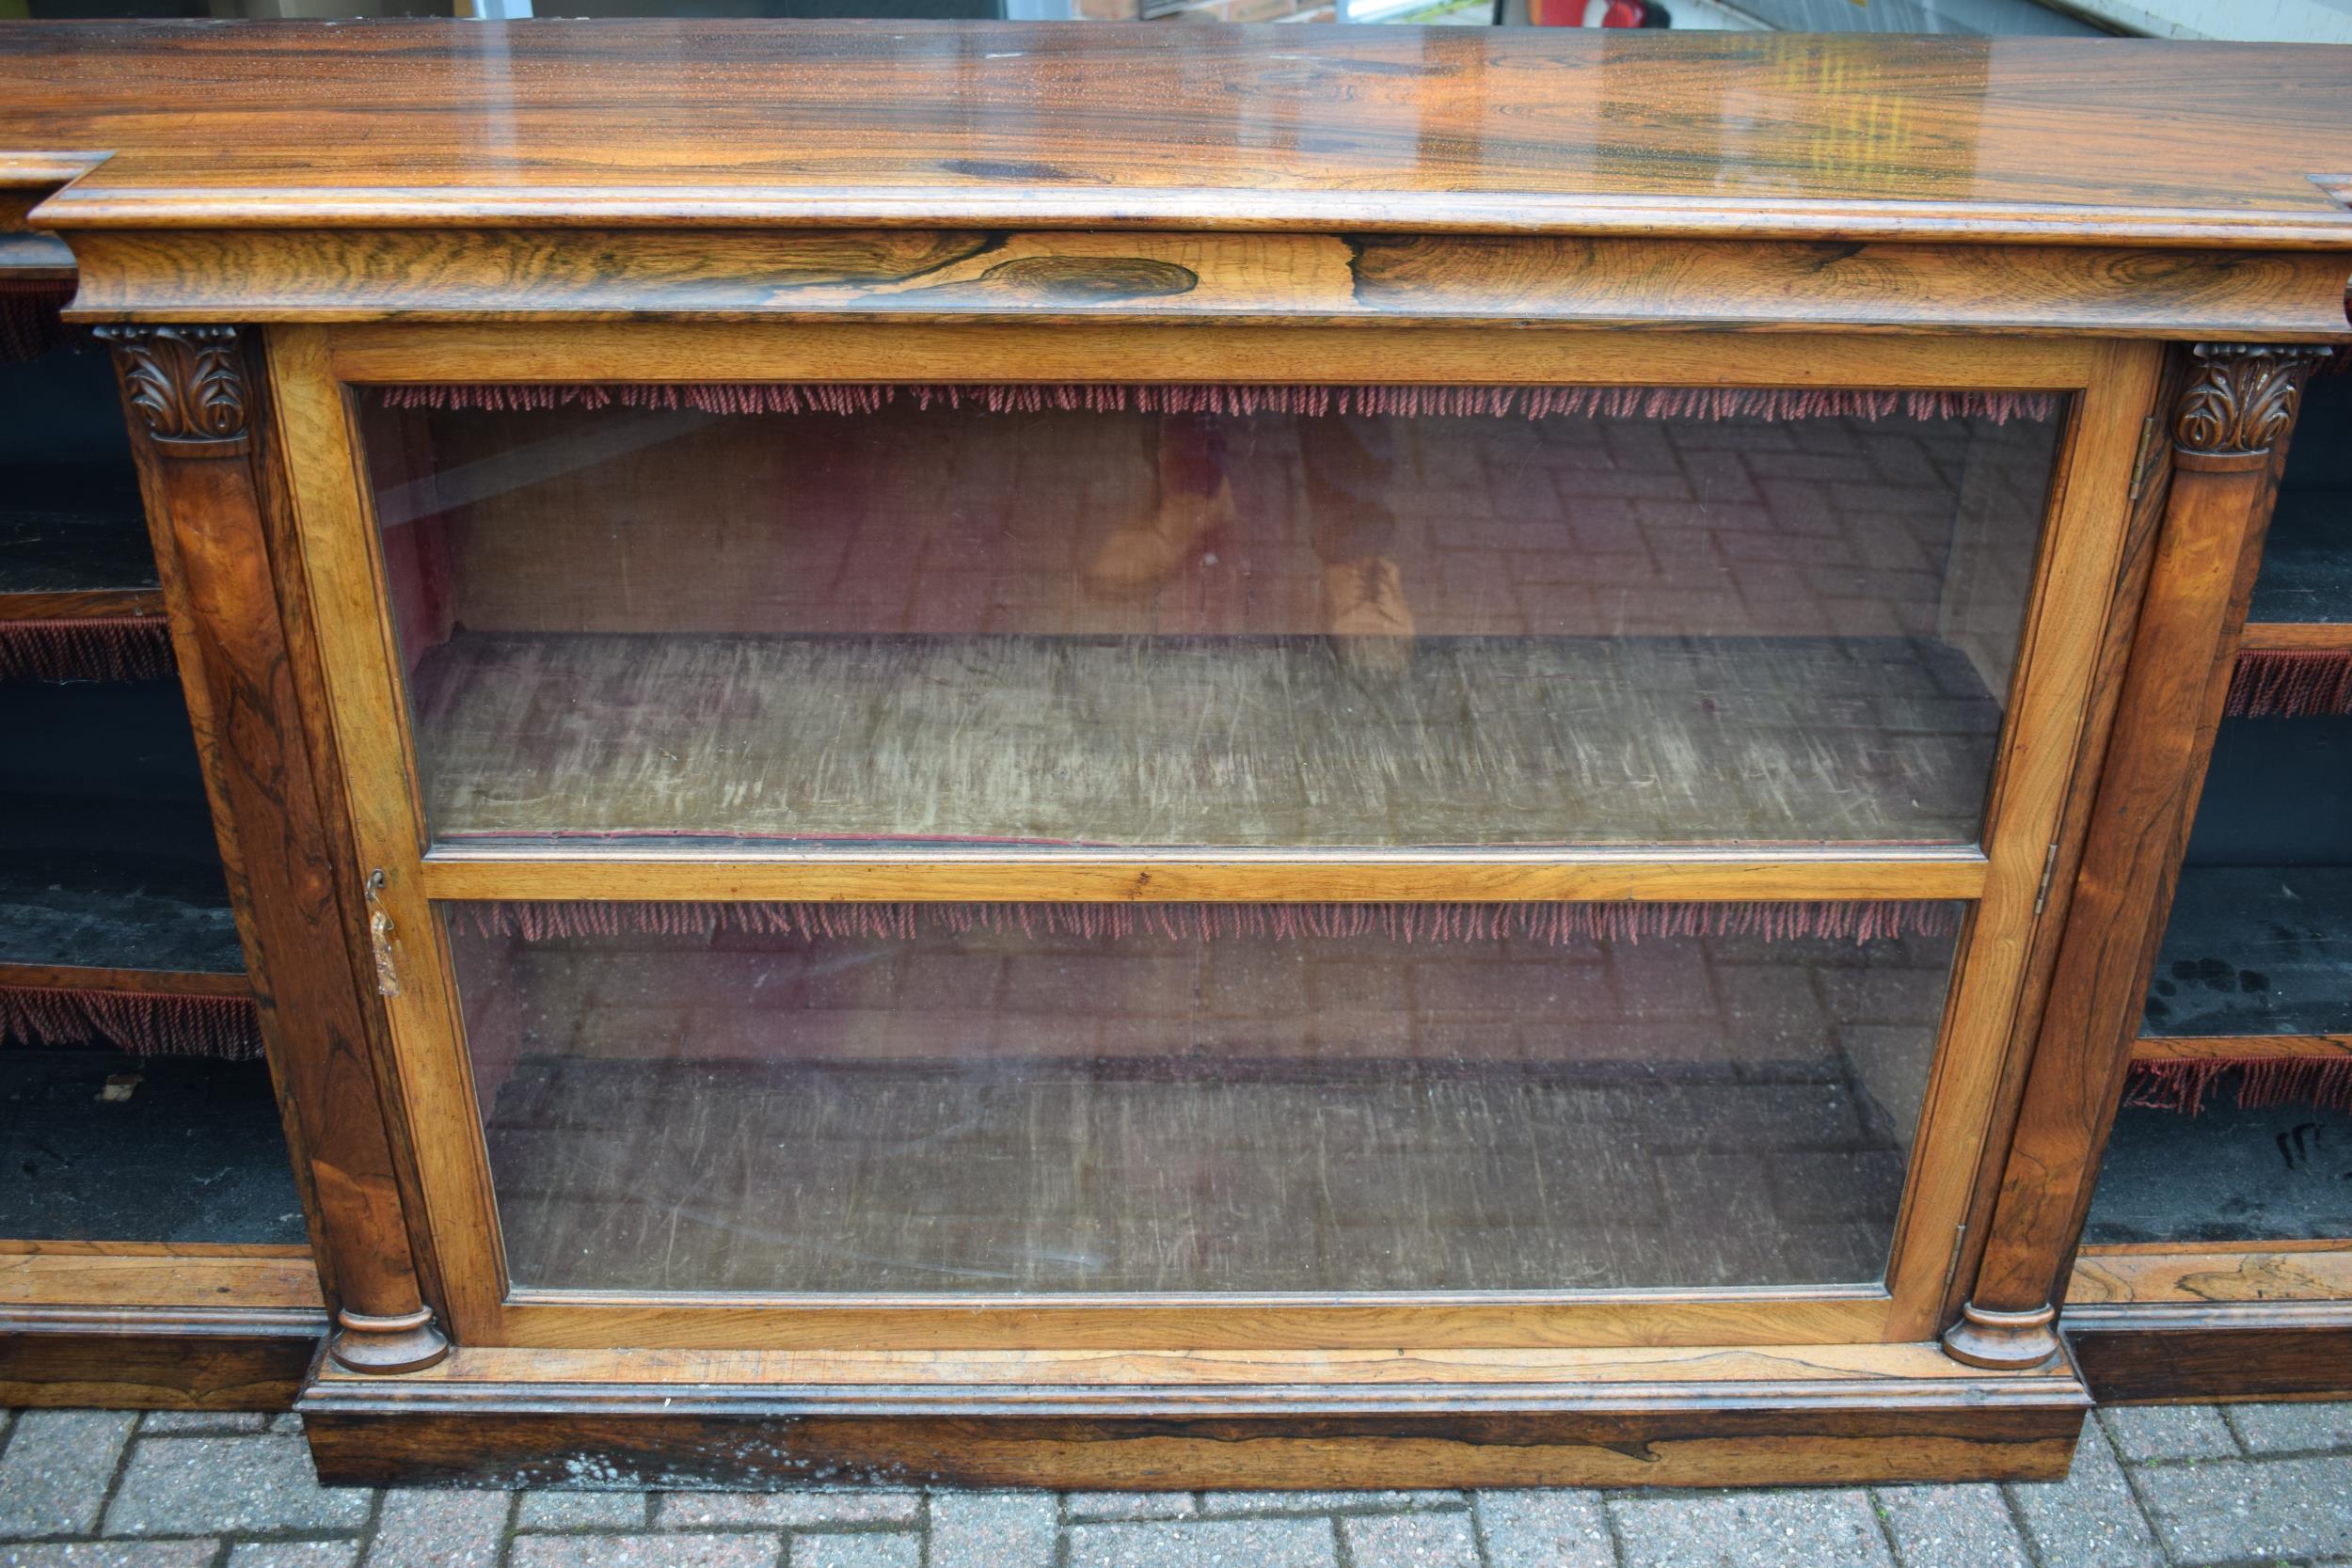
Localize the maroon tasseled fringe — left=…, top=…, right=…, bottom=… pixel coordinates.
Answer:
left=458, top=898, right=1959, bottom=947
left=2124, top=1056, right=2352, bottom=1116
left=0, top=277, right=73, bottom=362
left=378, top=382, right=2058, bottom=426
left=0, top=985, right=263, bottom=1060
left=2225, top=648, right=2352, bottom=718
left=0, top=619, right=175, bottom=684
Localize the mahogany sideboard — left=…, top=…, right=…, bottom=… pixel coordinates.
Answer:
left=1, top=19, right=2348, bottom=1488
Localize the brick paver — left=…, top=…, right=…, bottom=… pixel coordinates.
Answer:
left=1, top=1401, right=2347, bottom=1566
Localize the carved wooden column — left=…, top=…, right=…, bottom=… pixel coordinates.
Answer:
left=102, top=325, right=450, bottom=1375
left=1944, top=342, right=2328, bottom=1370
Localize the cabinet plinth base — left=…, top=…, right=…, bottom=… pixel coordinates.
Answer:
left=328, top=1307, right=451, bottom=1375
left=297, top=1344, right=2090, bottom=1490
left=2065, top=1303, right=2352, bottom=1404
left=1941, top=1303, right=2063, bottom=1370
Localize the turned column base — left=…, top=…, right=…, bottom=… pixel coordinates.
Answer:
left=328, top=1307, right=452, bottom=1374
left=1941, top=1302, right=2062, bottom=1370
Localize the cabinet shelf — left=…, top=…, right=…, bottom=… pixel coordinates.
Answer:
left=0, top=799, right=243, bottom=983
left=409, top=628, right=2005, bottom=852
left=2245, top=494, right=2352, bottom=632
left=0, top=1050, right=305, bottom=1247
left=2084, top=1097, right=2352, bottom=1249
left=0, top=471, right=157, bottom=605
left=2140, top=865, right=2352, bottom=1041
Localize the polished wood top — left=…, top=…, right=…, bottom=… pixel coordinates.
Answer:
left=1, top=22, right=2351, bottom=245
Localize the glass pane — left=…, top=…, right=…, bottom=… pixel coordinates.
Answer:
left=363, top=385, right=2062, bottom=851
left=450, top=898, right=1963, bottom=1294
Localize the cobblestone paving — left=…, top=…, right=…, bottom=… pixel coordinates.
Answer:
left=3, top=1402, right=2350, bottom=1566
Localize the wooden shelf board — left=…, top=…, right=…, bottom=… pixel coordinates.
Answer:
left=2069, top=1240, right=2352, bottom=1307
left=0, top=961, right=247, bottom=999
left=0, top=1244, right=322, bottom=1313
left=2241, top=622, right=2352, bottom=653
left=409, top=629, right=2008, bottom=856
left=2132, top=1033, right=2352, bottom=1061
left=0, top=588, right=164, bottom=625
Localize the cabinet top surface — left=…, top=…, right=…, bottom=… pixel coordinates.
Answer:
left=3, top=21, right=2352, bottom=245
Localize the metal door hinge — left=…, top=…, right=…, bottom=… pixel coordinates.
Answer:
left=365, top=868, right=403, bottom=998
left=2032, top=841, right=2063, bottom=916
left=1940, top=1222, right=1969, bottom=1307
left=2126, top=412, right=2165, bottom=503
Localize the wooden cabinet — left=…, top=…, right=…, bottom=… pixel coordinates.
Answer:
left=1, top=18, right=2348, bottom=1486
left=0, top=243, right=326, bottom=1409
left=2058, top=355, right=2352, bottom=1403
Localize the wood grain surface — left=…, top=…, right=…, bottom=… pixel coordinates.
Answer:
left=296, top=1339, right=2087, bottom=1488
left=1948, top=346, right=2319, bottom=1365
left=0, top=24, right=2347, bottom=247
left=2068, top=1240, right=2352, bottom=1306
left=55, top=229, right=2352, bottom=336
left=2241, top=620, right=2352, bottom=650
left=2065, top=1302, right=2352, bottom=1404
left=119, top=325, right=443, bottom=1369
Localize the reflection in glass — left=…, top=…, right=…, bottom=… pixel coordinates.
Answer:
left=451, top=898, right=1963, bottom=1293
left=366, top=385, right=2061, bottom=850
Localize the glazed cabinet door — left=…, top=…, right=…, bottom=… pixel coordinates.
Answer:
left=269, top=323, right=2156, bottom=1351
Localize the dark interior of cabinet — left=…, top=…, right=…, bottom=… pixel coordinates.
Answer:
left=0, top=1050, right=305, bottom=1243
left=0, top=680, right=243, bottom=977
left=2248, top=372, right=2352, bottom=626
left=2088, top=372, right=2352, bottom=1250
left=0, top=334, right=153, bottom=597
left=2083, top=1092, right=2352, bottom=1245
left=0, top=328, right=297, bottom=1249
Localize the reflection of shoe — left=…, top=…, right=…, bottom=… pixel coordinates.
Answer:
left=1324, top=556, right=1415, bottom=674
left=1085, top=479, right=1233, bottom=596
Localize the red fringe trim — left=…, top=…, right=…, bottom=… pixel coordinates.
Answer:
left=459, top=898, right=1960, bottom=947
left=2225, top=648, right=2352, bottom=718
left=0, top=984, right=262, bottom=1060
left=0, top=277, right=73, bottom=363
left=0, top=618, right=175, bottom=684
left=377, top=382, right=2058, bottom=426
left=2125, top=1056, right=2352, bottom=1116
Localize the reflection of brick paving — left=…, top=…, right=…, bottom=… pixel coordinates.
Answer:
left=379, top=404, right=2054, bottom=848
left=396, top=404, right=2057, bottom=646
left=3, top=1402, right=2346, bottom=1565
left=451, top=922, right=1952, bottom=1294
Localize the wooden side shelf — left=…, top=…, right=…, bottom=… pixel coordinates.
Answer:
left=2133, top=1034, right=2352, bottom=1062
left=0, top=1243, right=327, bottom=1411
left=2065, top=1242, right=2352, bottom=1404
left=2242, top=622, right=2352, bottom=653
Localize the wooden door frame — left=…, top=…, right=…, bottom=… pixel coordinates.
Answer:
left=262, top=320, right=2158, bottom=1353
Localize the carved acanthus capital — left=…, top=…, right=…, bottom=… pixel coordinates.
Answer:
left=2172, top=343, right=2329, bottom=470
left=96, top=325, right=248, bottom=446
